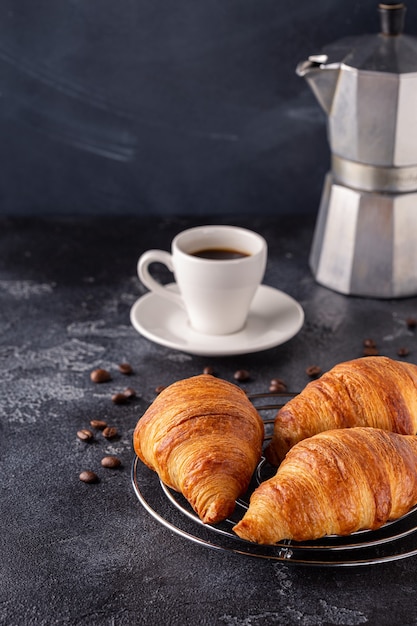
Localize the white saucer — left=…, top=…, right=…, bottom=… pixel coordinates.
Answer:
left=130, top=283, right=304, bottom=357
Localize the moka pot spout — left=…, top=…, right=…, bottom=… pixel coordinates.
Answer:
left=296, top=55, right=340, bottom=116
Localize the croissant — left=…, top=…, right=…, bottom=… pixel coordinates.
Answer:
left=133, top=374, right=264, bottom=524
left=265, top=356, right=417, bottom=465
left=234, top=427, right=417, bottom=544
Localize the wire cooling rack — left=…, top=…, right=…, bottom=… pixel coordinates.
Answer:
left=131, top=392, right=417, bottom=566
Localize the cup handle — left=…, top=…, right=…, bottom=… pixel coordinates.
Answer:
left=137, top=249, right=184, bottom=308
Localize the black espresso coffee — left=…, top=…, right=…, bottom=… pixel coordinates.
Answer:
left=191, top=248, right=250, bottom=260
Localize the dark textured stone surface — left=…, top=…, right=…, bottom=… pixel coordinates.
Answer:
left=2, top=216, right=417, bottom=625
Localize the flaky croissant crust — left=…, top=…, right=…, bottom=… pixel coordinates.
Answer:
left=133, top=374, right=264, bottom=524
left=234, top=427, right=417, bottom=544
left=266, top=356, right=417, bottom=465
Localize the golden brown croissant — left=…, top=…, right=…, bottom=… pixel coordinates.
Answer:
left=133, top=374, right=264, bottom=524
left=265, top=356, right=417, bottom=465
left=234, top=427, right=417, bottom=544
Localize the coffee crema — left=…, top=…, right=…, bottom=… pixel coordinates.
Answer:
left=191, top=247, right=250, bottom=260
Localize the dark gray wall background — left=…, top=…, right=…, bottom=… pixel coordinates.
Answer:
left=2, top=1, right=416, bottom=217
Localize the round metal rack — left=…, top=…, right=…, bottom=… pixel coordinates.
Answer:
left=131, top=392, right=417, bottom=566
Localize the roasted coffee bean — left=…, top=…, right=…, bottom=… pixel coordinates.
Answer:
left=77, top=429, right=94, bottom=442
left=118, top=363, right=133, bottom=375
left=90, top=368, right=111, bottom=383
left=111, top=392, right=128, bottom=405
left=102, top=426, right=118, bottom=439
left=123, top=387, right=137, bottom=399
left=269, top=379, right=287, bottom=393
left=363, top=338, right=377, bottom=348
left=90, top=419, right=107, bottom=430
left=101, top=455, right=121, bottom=469
left=397, top=347, right=410, bottom=357
left=306, top=365, right=321, bottom=378
left=406, top=318, right=417, bottom=330
left=269, top=385, right=287, bottom=393
left=79, top=470, right=99, bottom=483
left=363, top=346, right=379, bottom=356
left=234, top=369, right=250, bottom=382
left=203, top=366, right=214, bottom=375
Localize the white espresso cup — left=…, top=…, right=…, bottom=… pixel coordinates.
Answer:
left=137, top=225, right=267, bottom=335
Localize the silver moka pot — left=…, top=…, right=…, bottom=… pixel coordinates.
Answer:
left=298, top=2, right=417, bottom=298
